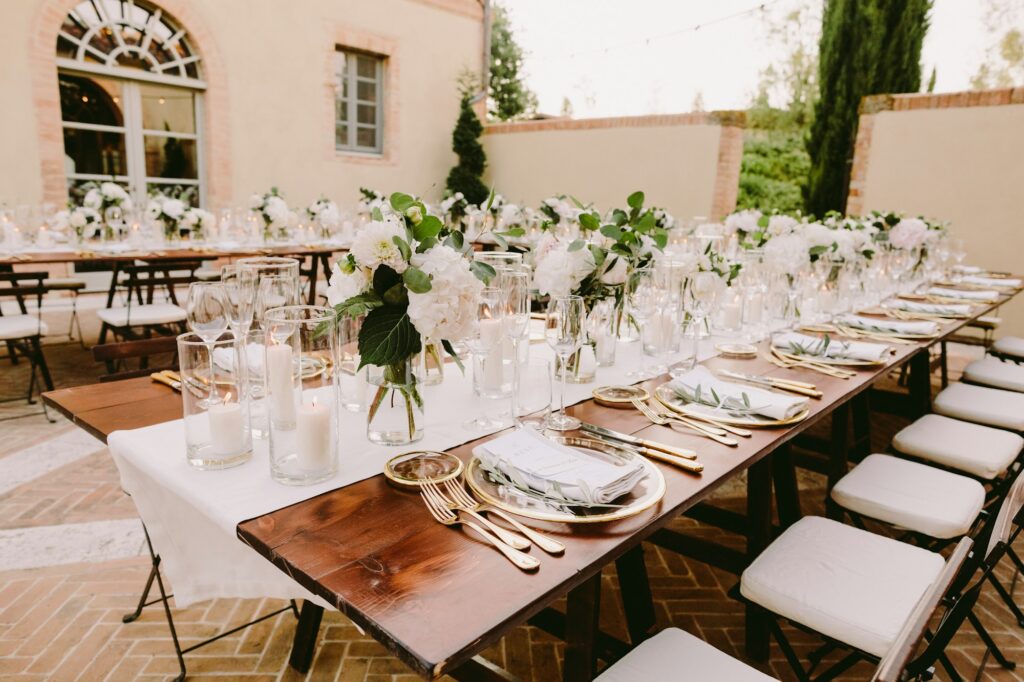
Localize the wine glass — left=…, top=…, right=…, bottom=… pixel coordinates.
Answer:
left=186, top=282, right=230, bottom=403
left=221, top=264, right=257, bottom=336
left=500, top=266, right=531, bottom=424
left=685, top=271, right=721, bottom=361
left=625, top=266, right=660, bottom=380
left=544, top=295, right=585, bottom=431
left=255, top=275, right=300, bottom=324
left=464, top=287, right=507, bottom=430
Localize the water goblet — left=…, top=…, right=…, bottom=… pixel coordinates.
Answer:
left=544, top=295, right=585, bottom=431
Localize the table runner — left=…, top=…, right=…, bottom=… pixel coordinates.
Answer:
left=108, top=337, right=718, bottom=605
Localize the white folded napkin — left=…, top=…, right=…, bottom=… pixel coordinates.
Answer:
left=474, top=428, right=646, bottom=505
left=883, top=299, right=971, bottom=316
left=668, top=366, right=807, bottom=421
left=964, top=275, right=1022, bottom=288
left=773, top=331, right=890, bottom=362
left=836, top=314, right=938, bottom=336
left=928, top=287, right=999, bottom=301
left=212, top=342, right=266, bottom=378
left=953, top=265, right=983, bottom=274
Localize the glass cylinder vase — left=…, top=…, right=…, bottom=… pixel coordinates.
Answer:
left=177, top=332, right=253, bottom=470
left=366, top=360, right=424, bottom=445
left=554, top=342, right=597, bottom=384
left=264, top=305, right=339, bottom=485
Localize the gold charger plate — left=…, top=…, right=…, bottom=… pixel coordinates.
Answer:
left=465, top=436, right=666, bottom=524
left=592, top=385, right=650, bottom=408
left=654, top=384, right=809, bottom=428
left=770, top=345, right=887, bottom=367
left=384, top=451, right=463, bottom=487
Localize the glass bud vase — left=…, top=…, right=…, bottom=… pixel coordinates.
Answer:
left=366, top=360, right=424, bottom=445
left=554, top=342, right=597, bottom=384
left=264, top=305, right=340, bottom=486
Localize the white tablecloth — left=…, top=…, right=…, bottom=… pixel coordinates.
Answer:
left=108, top=337, right=719, bottom=606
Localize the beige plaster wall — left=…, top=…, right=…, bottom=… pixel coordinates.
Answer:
left=482, top=114, right=744, bottom=218
left=849, top=91, right=1024, bottom=334
left=0, top=1, right=46, bottom=205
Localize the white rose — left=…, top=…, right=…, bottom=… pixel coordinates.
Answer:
left=319, top=204, right=340, bottom=228
left=767, top=215, right=799, bottom=237
left=350, top=220, right=408, bottom=273
left=533, top=242, right=596, bottom=298
left=802, top=222, right=835, bottom=249
left=264, top=196, right=289, bottom=224
left=163, top=199, right=185, bottom=219
left=83, top=189, right=101, bottom=210
left=889, top=218, right=928, bottom=250
left=725, top=209, right=762, bottom=235
left=100, top=182, right=122, bottom=199
left=249, top=193, right=264, bottom=210
left=326, top=263, right=370, bottom=305
left=69, top=211, right=86, bottom=228
left=407, top=244, right=484, bottom=341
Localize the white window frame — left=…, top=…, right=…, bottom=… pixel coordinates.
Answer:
left=334, top=49, right=384, bottom=155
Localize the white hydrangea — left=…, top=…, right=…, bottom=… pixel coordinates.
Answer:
left=350, top=220, right=408, bottom=273
left=767, top=214, right=799, bottom=236
left=162, top=198, right=185, bottom=219
left=69, top=210, right=87, bottom=228
left=83, top=189, right=102, bottom=210
left=264, top=195, right=290, bottom=225
left=406, top=244, right=483, bottom=342
left=249, top=193, right=264, bottom=210
left=318, top=203, right=340, bottom=228
left=889, top=217, right=928, bottom=250
left=764, top=233, right=809, bottom=272
left=725, top=209, right=762, bottom=235
left=325, top=263, right=370, bottom=305
left=532, top=240, right=597, bottom=298
left=499, top=203, right=522, bottom=228
left=802, top=222, right=836, bottom=250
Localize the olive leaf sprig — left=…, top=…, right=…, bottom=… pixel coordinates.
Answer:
left=672, top=383, right=765, bottom=417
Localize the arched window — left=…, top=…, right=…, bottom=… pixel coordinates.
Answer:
left=56, top=1, right=206, bottom=205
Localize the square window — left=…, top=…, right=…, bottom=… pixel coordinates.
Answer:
left=335, top=48, right=384, bottom=154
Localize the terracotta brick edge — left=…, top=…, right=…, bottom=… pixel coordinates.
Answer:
left=483, top=110, right=746, bottom=135
left=848, top=87, right=1024, bottom=215
left=711, top=125, right=744, bottom=220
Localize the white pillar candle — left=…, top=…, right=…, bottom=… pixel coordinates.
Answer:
left=722, top=301, right=742, bottom=330
left=36, top=227, right=53, bottom=249
left=208, top=400, right=245, bottom=454
left=266, top=344, right=296, bottom=426
left=480, top=318, right=504, bottom=391
left=296, top=398, right=332, bottom=471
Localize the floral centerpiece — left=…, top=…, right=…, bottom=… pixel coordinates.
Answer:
left=356, top=187, right=388, bottom=218
left=305, top=196, right=341, bottom=239
left=180, top=207, right=215, bottom=241
left=324, top=192, right=490, bottom=444
left=439, top=191, right=469, bottom=231
left=146, top=194, right=187, bottom=240
left=54, top=205, right=102, bottom=244
left=539, top=195, right=585, bottom=232
left=81, top=181, right=133, bottom=240
left=250, top=188, right=295, bottom=241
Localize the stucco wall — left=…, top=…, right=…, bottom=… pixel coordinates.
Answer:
left=483, top=113, right=745, bottom=218
left=848, top=89, right=1024, bottom=334
left=5, top=0, right=483, bottom=208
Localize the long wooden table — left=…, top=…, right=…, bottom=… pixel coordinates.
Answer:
left=0, top=243, right=344, bottom=266
left=42, top=288, right=1019, bottom=681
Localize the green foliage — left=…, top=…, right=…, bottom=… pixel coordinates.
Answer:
left=971, top=0, right=1024, bottom=90
left=805, top=0, right=931, bottom=216
left=488, top=4, right=537, bottom=120
left=446, top=96, right=489, bottom=205
left=737, top=130, right=810, bottom=213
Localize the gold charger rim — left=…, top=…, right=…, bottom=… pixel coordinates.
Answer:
left=464, top=438, right=666, bottom=524
left=654, top=384, right=810, bottom=427
left=384, top=450, right=464, bottom=487
left=592, top=385, right=650, bottom=408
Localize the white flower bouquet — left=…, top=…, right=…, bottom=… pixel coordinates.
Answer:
left=324, top=192, right=491, bottom=444
left=306, top=196, right=341, bottom=239
left=250, top=188, right=296, bottom=241
left=146, top=194, right=188, bottom=240
left=55, top=206, right=102, bottom=242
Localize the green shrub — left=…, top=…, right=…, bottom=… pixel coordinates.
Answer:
left=736, top=130, right=809, bottom=214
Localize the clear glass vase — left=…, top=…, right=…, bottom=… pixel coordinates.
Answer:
left=367, top=360, right=424, bottom=445
left=554, top=342, right=597, bottom=384
left=414, top=340, right=445, bottom=386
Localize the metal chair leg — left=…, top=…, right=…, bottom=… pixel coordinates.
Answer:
left=967, top=611, right=1016, bottom=670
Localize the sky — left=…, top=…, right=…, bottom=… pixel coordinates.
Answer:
left=502, top=0, right=993, bottom=118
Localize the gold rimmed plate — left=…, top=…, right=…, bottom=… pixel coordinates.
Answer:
left=465, top=436, right=665, bottom=524
left=384, top=451, right=464, bottom=487
left=654, top=384, right=809, bottom=428
left=592, top=385, right=650, bottom=408
left=715, top=343, right=758, bottom=359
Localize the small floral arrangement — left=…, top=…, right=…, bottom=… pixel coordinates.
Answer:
left=306, top=196, right=341, bottom=238
left=82, top=181, right=134, bottom=216
left=439, top=191, right=469, bottom=229
left=180, top=207, right=215, bottom=240
left=356, top=187, right=388, bottom=217
left=54, top=206, right=102, bottom=241
left=325, top=192, right=490, bottom=442
left=249, top=188, right=295, bottom=240
left=146, top=194, right=188, bottom=239
left=539, top=195, right=584, bottom=229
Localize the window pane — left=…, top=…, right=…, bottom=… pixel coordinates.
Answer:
left=140, top=83, right=196, bottom=134
left=357, top=104, right=376, bottom=125
left=357, top=79, right=376, bottom=103
left=144, top=135, right=198, bottom=179
left=59, top=73, right=124, bottom=126
left=356, top=126, right=376, bottom=149
left=63, top=127, right=127, bottom=175
left=335, top=98, right=348, bottom=124
left=356, top=55, right=376, bottom=79
left=335, top=123, right=349, bottom=147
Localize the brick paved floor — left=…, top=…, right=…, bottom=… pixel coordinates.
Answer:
left=1, top=323, right=1022, bottom=681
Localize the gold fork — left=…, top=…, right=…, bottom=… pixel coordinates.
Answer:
left=631, top=398, right=739, bottom=447
left=442, top=480, right=565, bottom=555
left=419, top=485, right=540, bottom=571
left=649, top=398, right=753, bottom=438
left=769, top=348, right=855, bottom=379
left=422, top=480, right=530, bottom=550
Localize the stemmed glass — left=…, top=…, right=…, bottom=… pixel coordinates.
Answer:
left=625, top=266, right=659, bottom=380
left=500, top=266, right=531, bottom=425
left=221, top=264, right=257, bottom=336
left=544, top=295, right=585, bottom=431
left=255, top=275, right=300, bottom=325
left=685, top=271, right=721, bottom=361
left=186, top=282, right=230, bottom=404
left=464, top=287, right=507, bottom=431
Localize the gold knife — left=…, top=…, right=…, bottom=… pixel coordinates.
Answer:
left=579, top=422, right=697, bottom=460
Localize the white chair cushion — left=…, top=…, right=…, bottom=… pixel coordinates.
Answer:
left=740, top=516, right=945, bottom=658
left=963, top=356, right=1024, bottom=392
left=594, top=628, right=776, bottom=681
left=97, top=303, right=186, bottom=328
left=0, top=315, right=48, bottom=340
left=933, top=382, right=1024, bottom=431
left=993, top=336, right=1024, bottom=359
left=831, top=454, right=985, bottom=539
left=892, top=414, right=1022, bottom=479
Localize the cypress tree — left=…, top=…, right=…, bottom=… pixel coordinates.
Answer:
left=489, top=4, right=537, bottom=121
left=804, top=0, right=930, bottom=216
left=446, top=96, right=489, bottom=205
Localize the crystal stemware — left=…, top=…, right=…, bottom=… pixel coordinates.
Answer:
left=544, top=295, right=585, bottom=431
left=186, top=282, right=230, bottom=405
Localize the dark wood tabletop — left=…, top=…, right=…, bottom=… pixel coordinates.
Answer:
left=42, top=285, right=1021, bottom=680
left=1, top=243, right=346, bottom=266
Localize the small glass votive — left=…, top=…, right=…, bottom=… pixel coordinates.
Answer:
left=338, top=315, right=368, bottom=412
left=589, top=300, right=617, bottom=367
left=178, top=332, right=253, bottom=470
left=264, top=305, right=340, bottom=486
left=240, top=328, right=270, bottom=440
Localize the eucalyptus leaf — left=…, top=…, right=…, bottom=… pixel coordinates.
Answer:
left=567, top=239, right=585, bottom=252
left=402, top=266, right=432, bottom=294
left=578, top=212, right=600, bottom=231
left=600, top=224, right=624, bottom=241
left=470, top=260, right=497, bottom=284
left=627, top=190, right=644, bottom=209
left=371, top=207, right=383, bottom=222
left=392, top=236, right=412, bottom=262
left=389, top=192, right=416, bottom=212
left=413, top=215, right=443, bottom=241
